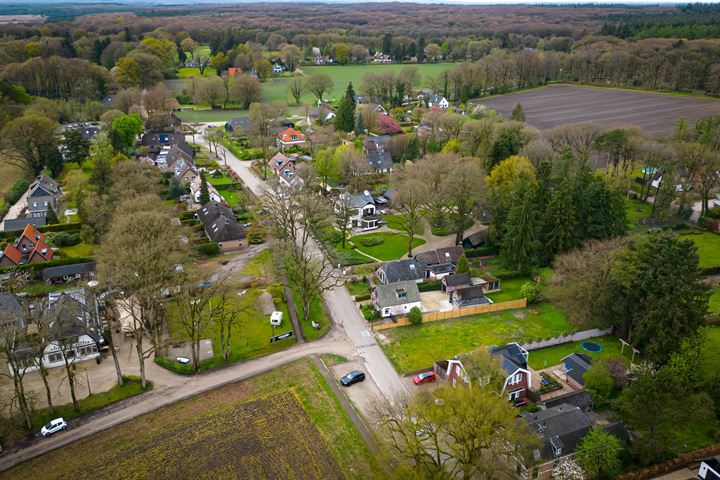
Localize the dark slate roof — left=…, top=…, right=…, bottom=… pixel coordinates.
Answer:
left=225, top=117, right=250, bottom=132
left=363, top=135, right=391, bottom=152
left=378, top=258, right=424, bottom=283
left=374, top=280, right=421, bottom=308
left=415, top=246, right=464, bottom=267
left=367, top=151, right=393, bottom=171
left=524, top=403, right=592, bottom=459
left=197, top=201, right=234, bottom=226
left=454, top=285, right=491, bottom=307
left=463, top=230, right=486, bottom=249
left=542, top=390, right=594, bottom=411
left=347, top=191, right=375, bottom=209
left=41, top=262, right=96, bottom=280
left=383, top=188, right=398, bottom=201
left=491, top=343, right=528, bottom=374
left=47, top=288, right=102, bottom=343
left=0, top=293, right=24, bottom=326
left=562, top=353, right=593, bottom=386
left=602, top=422, right=630, bottom=444
left=28, top=175, right=60, bottom=199
left=443, top=273, right=471, bottom=287
left=68, top=125, right=100, bottom=140
left=206, top=215, right=246, bottom=243
left=141, top=133, right=185, bottom=147
left=700, top=459, right=720, bottom=480
left=429, top=95, right=446, bottom=104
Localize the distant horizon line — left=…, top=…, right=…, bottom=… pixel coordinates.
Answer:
left=3, top=0, right=720, bottom=5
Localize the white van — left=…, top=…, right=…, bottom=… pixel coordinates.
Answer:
left=270, top=311, right=283, bottom=326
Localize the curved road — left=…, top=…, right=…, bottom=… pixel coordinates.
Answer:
left=0, top=133, right=407, bottom=472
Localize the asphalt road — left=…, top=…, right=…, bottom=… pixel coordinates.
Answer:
left=192, top=134, right=408, bottom=402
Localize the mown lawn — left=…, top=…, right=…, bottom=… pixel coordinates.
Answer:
left=526, top=334, right=630, bottom=370
left=383, top=214, right=425, bottom=235
left=381, top=303, right=574, bottom=373
left=679, top=231, right=720, bottom=269
left=3, top=377, right=151, bottom=446
left=175, top=109, right=248, bottom=123
left=485, top=277, right=528, bottom=303
left=61, top=242, right=97, bottom=258
left=292, top=291, right=330, bottom=341
left=350, top=232, right=425, bottom=261
left=166, top=288, right=295, bottom=371
left=709, top=286, right=720, bottom=314
left=625, top=198, right=652, bottom=231
left=1, top=360, right=382, bottom=480
left=177, top=67, right=213, bottom=78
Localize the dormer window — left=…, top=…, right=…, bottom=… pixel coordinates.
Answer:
left=395, top=289, right=407, bottom=300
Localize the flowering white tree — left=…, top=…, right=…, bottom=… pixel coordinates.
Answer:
left=552, top=458, right=586, bottom=480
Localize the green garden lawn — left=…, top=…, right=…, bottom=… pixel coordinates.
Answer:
left=61, top=242, right=97, bottom=258
left=177, top=67, right=213, bottom=78
left=625, top=198, right=652, bottom=231
left=679, top=231, right=720, bottom=269
left=484, top=277, right=528, bottom=303
left=381, top=303, right=574, bottom=373
left=166, top=288, right=295, bottom=370
left=710, top=286, right=720, bottom=314
left=383, top=214, right=424, bottom=235
left=175, top=109, right=248, bottom=123
left=350, top=232, right=425, bottom=261
left=526, top=334, right=630, bottom=370
left=292, top=291, right=330, bottom=341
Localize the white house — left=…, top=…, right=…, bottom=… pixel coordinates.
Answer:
left=190, top=176, right=223, bottom=204
left=5, top=289, right=103, bottom=374
left=371, top=280, right=423, bottom=318
left=428, top=95, right=449, bottom=109
left=336, top=190, right=380, bottom=231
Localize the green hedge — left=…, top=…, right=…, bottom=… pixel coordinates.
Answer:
left=197, top=242, right=220, bottom=256
left=0, top=255, right=93, bottom=274
left=465, top=246, right=498, bottom=258
left=418, top=280, right=442, bottom=292
left=154, top=356, right=195, bottom=375
left=354, top=293, right=371, bottom=302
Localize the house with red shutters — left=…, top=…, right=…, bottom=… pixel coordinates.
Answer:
left=434, top=342, right=532, bottom=406
left=0, top=224, right=54, bottom=267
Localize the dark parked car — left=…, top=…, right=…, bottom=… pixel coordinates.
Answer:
left=340, top=370, right=365, bottom=387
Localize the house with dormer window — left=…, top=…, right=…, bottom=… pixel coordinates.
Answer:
left=0, top=224, right=53, bottom=267
left=276, top=128, right=306, bottom=151
left=371, top=280, right=423, bottom=318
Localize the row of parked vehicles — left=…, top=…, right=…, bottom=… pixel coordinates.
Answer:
left=339, top=370, right=436, bottom=387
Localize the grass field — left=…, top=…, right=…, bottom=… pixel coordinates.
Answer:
left=626, top=198, right=652, bottom=231
left=292, top=291, right=330, bottom=341
left=381, top=303, right=574, bottom=373
left=170, top=63, right=456, bottom=117
left=484, top=277, right=527, bottom=303
left=526, top=334, right=629, bottom=370
left=349, top=232, right=424, bottom=261
left=0, top=159, right=27, bottom=198
left=1, top=360, right=381, bottom=480
left=476, top=84, right=720, bottom=136
left=177, top=67, right=213, bottom=78
left=710, top=286, right=720, bottom=314
left=383, top=213, right=425, bottom=235
left=175, top=108, right=248, bottom=123
left=679, top=231, right=720, bottom=269
left=166, top=288, right=295, bottom=371
left=60, top=242, right=97, bottom=258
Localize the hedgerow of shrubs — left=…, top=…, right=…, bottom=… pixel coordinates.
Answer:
left=50, top=231, right=81, bottom=247
left=358, top=236, right=384, bottom=247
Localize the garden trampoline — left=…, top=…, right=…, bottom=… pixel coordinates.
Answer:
left=581, top=341, right=603, bottom=353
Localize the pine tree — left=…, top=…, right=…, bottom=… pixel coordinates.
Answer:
left=45, top=206, right=59, bottom=225
left=501, top=173, right=540, bottom=273
left=355, top=112, right=365, bottom=134
left=455, top=253, right=470, bottom=274
left=402, top=137, right=420, bottom=161
left=510, top=103, right=525, bottom=122
left=543, top=178, right=576, bottom=259
left=335, top=82, right=356, bottom=132
left=199, top=172, right=210, bottom=205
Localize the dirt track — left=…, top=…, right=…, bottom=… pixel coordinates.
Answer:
left=474, top=84, right=720, bottom=136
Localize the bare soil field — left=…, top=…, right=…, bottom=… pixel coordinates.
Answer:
left=1, top=360, right=381, bottom=480
left=474, top=85, right=720, bottom=136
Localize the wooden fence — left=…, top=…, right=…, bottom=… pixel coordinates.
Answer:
left=372, top=298, right=527, bottom=331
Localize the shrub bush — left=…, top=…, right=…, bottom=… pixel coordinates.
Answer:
left=408, top=306, right=423, bottom=325
left=354, top=293, right=371, bottom=302
left=154, top=356, right=195, bottom=375
left=418, top=280, right=442, bottom=292
left=361, top=304, right=379, bottom=321
left=3, top=180, right=29, bottom=205
left=520, top=281, right=542, bottom=304
left=197, top=242, right=220, bottom=256
left=707, top=207, right=720, bottom=220
left=464, top=246, right=498, bottom=258
left=50, top=231, right=81, bottom=247
left=358, top=236, right=384, bottom=247
left=698, top=216, right=710, bottom=229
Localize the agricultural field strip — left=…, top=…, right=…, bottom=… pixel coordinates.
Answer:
left=477, top=85, right=720, bottom=135
left=80, top=392, right=343, bottom=480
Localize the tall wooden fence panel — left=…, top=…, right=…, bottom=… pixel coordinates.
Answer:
left=372, top=298, right=527, bottom=331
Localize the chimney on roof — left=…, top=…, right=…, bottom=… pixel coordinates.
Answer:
left=363, top=190, right=370, bottom=197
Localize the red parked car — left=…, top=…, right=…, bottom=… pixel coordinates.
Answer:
left=414, top=371, right=436, bottom=385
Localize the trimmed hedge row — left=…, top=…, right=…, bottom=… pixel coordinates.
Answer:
left=418, top=280, right=442, bottom=292
left=0, top=255, right=93, bottom=274
left=465, top=246, right=498, bottom=258
left=354, top=293, right=371, bottom=302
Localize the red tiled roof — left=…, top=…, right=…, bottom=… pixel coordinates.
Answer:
left=1, top=244, right=22, bottom=265
left=228, top=68, right=240, bottom=77
left=19, top=223, right=42, bottom=245
left=277, top=128, right=305, bottom=143
left=29, top=237, right=53, bottom=263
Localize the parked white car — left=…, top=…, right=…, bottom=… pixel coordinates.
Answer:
left=41, top=418, right=67, bottom=437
